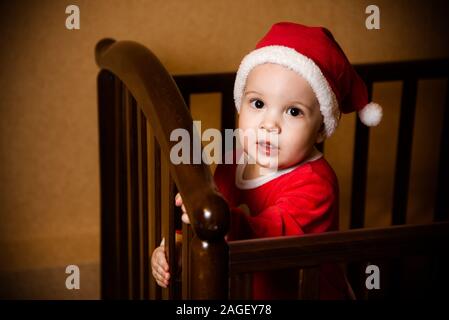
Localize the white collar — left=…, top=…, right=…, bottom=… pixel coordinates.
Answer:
left=235, top=148, right=323, bottom=190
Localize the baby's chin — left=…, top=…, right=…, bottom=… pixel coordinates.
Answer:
left=250, top=153, right=306, bottom=171
left=244, top=146, right=306, bottom=170
left=259, top=161, right=293, bottom=171
left=246, top=152, right=281, bottom=170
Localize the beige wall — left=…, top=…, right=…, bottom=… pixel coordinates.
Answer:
left=0, top=0, right=448, bottom=299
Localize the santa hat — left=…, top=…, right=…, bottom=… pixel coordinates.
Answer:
left=234, top=22, right=382, bottom=137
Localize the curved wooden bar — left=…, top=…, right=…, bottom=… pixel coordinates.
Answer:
left=228, top=221, right=449, bottom=274
left=96, top=39, right=230, bottom=299
left=96, top=38, right=229, bottom=241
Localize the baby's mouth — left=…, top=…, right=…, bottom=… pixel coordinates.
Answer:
left=257, top=140, right=279, bottom=156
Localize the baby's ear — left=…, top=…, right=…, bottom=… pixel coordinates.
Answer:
left=316, top=122, right=326, bottom=144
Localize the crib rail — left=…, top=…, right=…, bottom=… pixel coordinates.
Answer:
left=96, top=39, right=230, bottom=299
left=229, top=221, right=449, bottom=299
left=229, top=221, right=449, bottom=273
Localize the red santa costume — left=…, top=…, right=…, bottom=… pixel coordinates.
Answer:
left=213, top=22, right=383, bottom=299
left=214, top=148, right=352, bottom=299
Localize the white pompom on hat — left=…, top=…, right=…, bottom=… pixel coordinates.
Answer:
left=234, top=22, right=383, bottom=137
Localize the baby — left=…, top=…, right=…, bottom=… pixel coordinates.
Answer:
left=152, top=22, right=382, bottom=299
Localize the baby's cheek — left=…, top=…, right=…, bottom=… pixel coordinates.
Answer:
left=279, top=147, right=300, bottom=166
left=238, top=129, right=251, bottom=149
left=240, top=137, right=253, bottom=158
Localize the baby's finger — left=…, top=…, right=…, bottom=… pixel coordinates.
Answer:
left=175, top=193, right=182, bottom=206
left=157, top=266, right=170, bottom=280
left=159, top=272, right=170, bottom=287
left=152, top=268, right=161, bottom=281
left=164, top=270, right=171, bottom=281
left=182, top=212, right=190, bottom=224
left=152, top=269, right=166, bottom=286
left=154, top=266, right=169, bottom=284
left=155, top=277, right=168, bottom=288
left=157, top=255, right=169, bottom=272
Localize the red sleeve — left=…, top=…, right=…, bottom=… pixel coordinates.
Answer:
left=225, top=207, right=253, bottom=241
left=242, top=172, right=338, bottom=238
left=214, top=163, right=253, bottom=240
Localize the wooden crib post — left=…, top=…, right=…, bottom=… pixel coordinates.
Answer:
left=190, top=236, right=228, bottom=299
left=181, top=192, right=230, bottom=299
left=435, top=78, right=449, bottom=222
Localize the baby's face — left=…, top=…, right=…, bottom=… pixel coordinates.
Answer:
left=238, top=63, right=324, bottom=170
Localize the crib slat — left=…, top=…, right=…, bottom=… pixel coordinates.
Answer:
left=350, top=81, right=373, bottom=229
left=221, top=88, right=236, bottom=130
left=347, top=81, right=373, bottom=299
left=124, top=87, right=141, bottom=299
left=161, top=156, right=176, bottom=300
left=299, top=267, right=320, bottom=299
left=179, top=92, right=192, bottom=300
left=148, top=129, right=162, bottom=300
left=435, top=79, right=449, bottom=222
left=98, top=70, right=122, bottom=299
left=137, top=108, right=150, bottom=299
left=221, top=89, right=236, bottom=162
left=182, top=222, right=193, bottom=299
left=392, top=79, right=418, bottom=225
left=117, top=80, right=130, bottom=298
left=229, top=273, right=252, bottom=299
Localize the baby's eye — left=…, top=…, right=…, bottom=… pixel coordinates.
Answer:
left=250, top=99, right=265, bottom=109
left=287, top=107, right=304, bottom=117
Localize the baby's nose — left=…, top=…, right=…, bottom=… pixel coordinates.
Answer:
left=260, top=119, right=280, bottom=133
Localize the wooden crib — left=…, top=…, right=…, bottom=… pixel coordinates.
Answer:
left=95, top=38, right=449, bottom=300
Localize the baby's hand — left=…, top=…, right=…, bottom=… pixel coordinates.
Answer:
left=175, top=193, right=190, bottom=224
left=151, top=193, right=190, bottom=288
left=151, top=238, right=170, bottom=288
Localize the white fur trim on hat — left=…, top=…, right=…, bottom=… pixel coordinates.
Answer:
left=358, top=102, right=383, bottom=127
left=234, top=45, right=340, bottom=137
